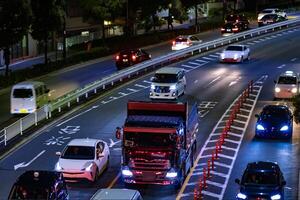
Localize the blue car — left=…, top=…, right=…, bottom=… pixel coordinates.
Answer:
left=255, top=105, right=293, bottom=139
left=235, top=161, right=286, bottom=200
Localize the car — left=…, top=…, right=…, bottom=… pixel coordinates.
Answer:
left=258, top=8, right=287, bottom=21
left=115, top=49, right=151, bottom=70
left=235, top=161, right=286, bottom=200
left=8, top=170, right=69, bottom=200
left=219, top=45, right=250, bottom=63
left=221, top=22, right=247, bottom=35
left=150, top=67, right=186, bottom=99
left=255, top=105, right=293, bottom=139
left=55, top=138, right=110, bottom=183
left=258, top=14, right=287, bottom=27
left=171, top=35, right=202, bottom=50
left=274, top=71, right=299, bottom=99
left=225, top=14, right=249, bottom=24
left=90, top=189, right=143, bottom=200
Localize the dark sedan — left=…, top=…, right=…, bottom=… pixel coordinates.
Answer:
left=255, top=105, right=293, bottom=139
left=258, top=14, right=287, bottom=27
left=235, top=161, right=286, bottom=200
left=115, top=49, right=151, bottom=70
left=221, top=22, right=248, bottom=34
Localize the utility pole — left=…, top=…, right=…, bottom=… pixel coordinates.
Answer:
left=62, top=0, right=67, bottom=61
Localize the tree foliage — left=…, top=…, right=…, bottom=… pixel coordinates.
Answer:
left=30, top=0, right=64, bottom=64
left=0, top=0, right=31, bottom=76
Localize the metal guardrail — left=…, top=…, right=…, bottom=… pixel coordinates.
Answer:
left=1, top=17, right=300, bottom=147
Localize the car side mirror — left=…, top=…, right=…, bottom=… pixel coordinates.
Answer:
left=255, top=114, right=259, bottom=118
left=282, top=180, right=286, bottom=186
left=235, top=178, right=240, bottom=184
left=56, top=152, right=61, bottom=156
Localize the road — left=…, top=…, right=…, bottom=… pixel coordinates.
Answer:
left=0, top=20, right=300, bottom=200
left=0, top=22, right=259, bottom=128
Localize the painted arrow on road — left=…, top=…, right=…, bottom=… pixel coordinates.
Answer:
left=14, top=150, right=46, bottom=170
left=109, top=139, right=121, bottom=148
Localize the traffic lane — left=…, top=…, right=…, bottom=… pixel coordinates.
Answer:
left=222, top=59, right=300, bottom=198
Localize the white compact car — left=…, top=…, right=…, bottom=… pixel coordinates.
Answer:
left=274, top=71, right=299, bottom=99
left=172, top=35, right=202, bottom=51
left=55, top=138, right=110, bottom=183
left=258, top=8, right=287, bottom=21
left=220, top=45, right=250, bottom=63
left=150, top=67, right=186, bottom=99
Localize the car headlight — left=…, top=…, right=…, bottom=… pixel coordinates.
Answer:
left=256, top=124, right=265, bottom=131
left=234, top=54, right=239, bottom=59
left=84, top=163, right=94, bottom=171
left=280, top=125, right=289, bottom=131
left=55, top=162, right=62, bottom=171
left=237, top=192, right=247, bottom=199
left=275, top=87, right=281, bottom=93
left=122, top=166, right=133, bottom=177
left=292, top=88, right=297, bottom=93
left=151, top=84, right=155, bottom=90
left=271, top=194, right=281, bottom=200
left=220, top=53, right=225, bottom=59
left=170, top=85, right=177, bottom=90
left=166, top=168, right=178, bottom=178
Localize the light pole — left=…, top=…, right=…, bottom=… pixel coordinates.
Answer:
left=62, top=0, right=67, bottom=61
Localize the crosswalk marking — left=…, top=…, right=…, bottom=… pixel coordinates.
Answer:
left=195, top=59, right=208, bottom=63
left=181, top=64, right=196, bottom=69
left=134, top=84, right=148, bottom=88
left=202, top=57, right=215, bottom=61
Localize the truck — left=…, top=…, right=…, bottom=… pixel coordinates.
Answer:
left=120, top=101, right=198, bottom=188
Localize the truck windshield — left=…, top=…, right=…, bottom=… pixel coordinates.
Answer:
left=124, top=132, right=174, bottom=147
left=153, top=73, right=177, bottom=83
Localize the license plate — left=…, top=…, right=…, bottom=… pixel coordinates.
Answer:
left=123, top=59, right=128, bottom=62
left=227, top=29, right=231, bottom=31
left=20, top=108, right=28, bottom=113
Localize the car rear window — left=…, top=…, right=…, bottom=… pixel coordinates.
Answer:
left=152, top=73, right=178, bottom=83
left=13, top=88, right=33, bottom=98
left=175, top=38, right=188, bottom=42
left=226, top=46, right=243, bottom=51
left=262, top=9, right=273, bottom=13
left=277, top=76, right=297, bottom=84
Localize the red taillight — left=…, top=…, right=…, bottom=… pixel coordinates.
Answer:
left=186, top=41, right=190, bottom=45
left=132, top=55, right=136, bottom=61
left=172, top=41, right=176, bottom=45
left=233, top=27, right=239, bottom=31
left=116, top=55, right=120, bottom=60
left=221, top=28, right=225, bottom=31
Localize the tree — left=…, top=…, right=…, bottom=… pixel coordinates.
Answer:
left=80, top=0, right=124, bottom=40
left=0, top=0, right=31, bottom=76
left=30, top=0, right=64, bottom=65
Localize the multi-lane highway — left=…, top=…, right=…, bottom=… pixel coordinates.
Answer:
left=1, top=19, right=300, bottom=200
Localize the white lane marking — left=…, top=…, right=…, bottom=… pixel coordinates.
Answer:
left=204, top=145, right=237, bottom=152
left=211, top=170, right=229, bottom=178
left=134, top=84, right=148, bottom=88
left=143, top=80, right=152, bottom=84
left=202, top=56, right=215, bottom=61
left=109, top=139, right=121, bottom=148
left=208, top=76, right=221, bottom=85
left=188, top=61, right=202, bottom=66
left=264, top=37, right=272, bottom=40
left=202, top=190, right=222, bottom=198
left=182, top=68, right=189, bottom=72
left=209, top=54, right=219, bottom=58
left=291, top=58, right=298, bottom=62
left=118, top=92, right=128, bottom=96
left=214, top=161, right=231, bottom=168
left=14, top=150, right=46, bottom=170
left=56, top=105, right=99, bottom=127
left=253, top=40, right=260, bottom=43
left=195, top=59, right=209, bottom=63
left=258, top=38, right=265, bottom=41
left=127, top=88, right=138, bottom=92
left=277, top=64, right=286, bottom=68
left=194, top=80, right=198, bottom=84
left=276, top=33, right=283, bottom=36
left=229, top=77, right=242, bottom=87
left=182, top=64, right=196, bottom=69
left=240, top=108, right=250, bottom=112
left=271, top=35, right=277, bottom=38
left=246, top=42, right=255, bottom=45
left=243, top=103, right=253, bottom=107
left=215, top=52, right=221, bottom=55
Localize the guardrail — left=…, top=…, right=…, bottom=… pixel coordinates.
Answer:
left=1, top=17, right=300, bottom=147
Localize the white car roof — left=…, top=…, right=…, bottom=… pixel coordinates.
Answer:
left=12, top=81, right=45, bottom=89
left=67, top=138, right=99, bottom=147
left=91, top=189, right=141, bottom=200
left=155, top=67, right=183, bottom=74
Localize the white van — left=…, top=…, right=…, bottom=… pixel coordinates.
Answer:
left=274, top=71, right=299, bottom=99
left=150, top=67, right=186, bottom=99
left=11, top=81, right=50, bottom=114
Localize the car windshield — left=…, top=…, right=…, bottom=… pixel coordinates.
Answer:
left=13, top=88, right=33, bottom=98
left=277, top=76, right=297, bottom=84
left=62, top=146, right=94, bottom=160
left=261, top=108, right=289, bottom=120
left=242, top=171, right=279, bottom=185
left=262, top=9, right=273, bottom=13
left=9, top=185, right=50, bottom=200
left=124, top=132, right=175, bottom=148
left=262, top=15, right=275, bottom=20
left=175, top=38, right=188, bottom=43
left=226, top=46, right=243, bottom=51
left=152, top=73, right=178, bottom=83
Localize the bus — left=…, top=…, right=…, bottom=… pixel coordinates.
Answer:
left=10, top=81, right=50, bottom=114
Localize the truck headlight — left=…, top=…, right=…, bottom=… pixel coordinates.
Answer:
left=122, top=166, right=133, bottom=177
left=275, top=87, right=281, bottom=93
left=271, top=194, right=281, bottom=200
left=237, top=192, right=247, bottom=199
left=292, top=88, right=297, bottom=93
left=170, top=85, right=177, bottom=90
left=151, top=84, right=155, bottom=90
left=166, top=168, right=177, bottom=178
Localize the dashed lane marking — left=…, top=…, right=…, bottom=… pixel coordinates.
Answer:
left=143, top=80, right=152, bottom=84
left=246, top=42, right=255, bottom=45
left=209, top=54, right=219, bottom=58
left=207, top=76, right=221, bottom=86
left=277, top=64, right=286, bottom=68
left=202, top=57, right=216, bottom=61
left=291, top=58, right=298, bottom=62
left=127, top=88, right=138, bottom=92
left=134, top=84, right=148, bottom=88
left=195, top=59, right=209, bottom=63
left=188, top=61, right=203, bottom=66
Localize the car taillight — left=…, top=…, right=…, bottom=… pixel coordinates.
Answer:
left=172, top=41, right=176, bottom=45
left=221, top=28, right=225, bottom=31
left=233, top=27, right=239, bottom=31
left=116, top=55, right=120, bottom=60
left=186, top=41, right=190, bottom=45
left=132, top=55, right=136, bottom=61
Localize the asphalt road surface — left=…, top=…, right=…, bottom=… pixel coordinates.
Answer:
left=1, top=21, right=300, bottom=200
